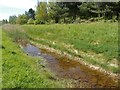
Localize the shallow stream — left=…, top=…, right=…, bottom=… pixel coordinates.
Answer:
left=23, top=44, right=118, bottom=88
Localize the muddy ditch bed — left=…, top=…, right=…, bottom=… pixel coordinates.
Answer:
left=21, top=43, right=118, bottom=88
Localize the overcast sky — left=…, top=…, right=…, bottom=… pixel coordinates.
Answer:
left=1, top=0, right=117, bottom=21
left=0, top=0, right=38, bottom=20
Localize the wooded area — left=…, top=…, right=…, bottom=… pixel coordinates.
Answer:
left=2, top=2, right=120, bottom=24
left=3, top=2, right=120, bottom=24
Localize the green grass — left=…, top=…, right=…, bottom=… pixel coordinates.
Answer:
left=0, top=26, right=2, bottom=89
left=22, top=21, right=118, bottom=73
left=2, top=21, right=119, bottom=88
left=2, top=30, right=68, bottom=88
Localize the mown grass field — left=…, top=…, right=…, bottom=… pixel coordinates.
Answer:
left=22, top=21, right=118, bottom=73
left=2, top=29, right=72, bottom=88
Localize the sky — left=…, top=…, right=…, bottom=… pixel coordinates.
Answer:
left=1, top=0, right=116, bottom=21
left=0, top=0, right=38, bottom=21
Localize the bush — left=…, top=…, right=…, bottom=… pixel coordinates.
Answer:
left=73, top=18, right=81, bottom=24
left=80, top=19, right=86, bottom=23
left=27, top=19, right=34, bottom=24
left=59, top=19, right=64, bottom=24
left=34, top=20, right=46, bottom=25
left=65, top=18, right=71, bottom=24
left=112, top=16, right=117, bottom=22
left=49, top=20, right=55, bottom=24
left=89, top=18, right=95, bottom=22
left=34, top=20, right=40, bottom=25
left=16, top=14, right=28, bottom=25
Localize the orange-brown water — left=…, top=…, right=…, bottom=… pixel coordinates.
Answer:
left=23, top=44, right=118, bottom=88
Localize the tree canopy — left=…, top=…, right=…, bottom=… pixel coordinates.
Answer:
left=7, top=1, right=120, bottom=25
left=9, top=15, right=17, bottom=24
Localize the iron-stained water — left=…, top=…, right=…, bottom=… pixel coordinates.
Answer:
left=23, top=44, right=118, bottom=88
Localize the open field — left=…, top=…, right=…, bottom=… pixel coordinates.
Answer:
left=2, top=21, right=119, bottom=88
left=22, top=21, right=118, bottom=73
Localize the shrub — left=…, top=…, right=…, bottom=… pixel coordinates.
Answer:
left=34, top=20, right=40, bottom=25
left=73, top=18, right=81, bottom=23
left=112, top=16, right=117, bottom=22
left=27, top=19, right=34, bottom=24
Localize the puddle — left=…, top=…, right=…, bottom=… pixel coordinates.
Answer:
left=23, top=44, right=41, bottom=56
left=23, top=44, right=118, bottom=88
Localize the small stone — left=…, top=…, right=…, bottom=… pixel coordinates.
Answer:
left=38, top=53, right=41, bottom=56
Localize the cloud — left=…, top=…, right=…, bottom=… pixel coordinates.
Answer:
left=0, top=0, right=37, bottom=20
left=0, top=13, right=9, bottom=20
left=0, top=0, right=37, bottom=10
left=0, top=7, right=25, bottom=20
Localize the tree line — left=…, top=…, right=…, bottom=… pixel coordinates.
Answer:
left=3, top=1, right=120, bottom=25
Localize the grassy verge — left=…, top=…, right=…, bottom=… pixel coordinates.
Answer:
left=22, top=21, right=119, bottom=73
left=0, top=26, right=2, bottom=89
left=2, top=28, right=71, bottom=88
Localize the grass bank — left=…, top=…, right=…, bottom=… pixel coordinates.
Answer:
left=22, top=21, right=119, bottom=73
left=2, top=26, right=73, bottom=88
left=0, top=26, right=2, bottom=89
